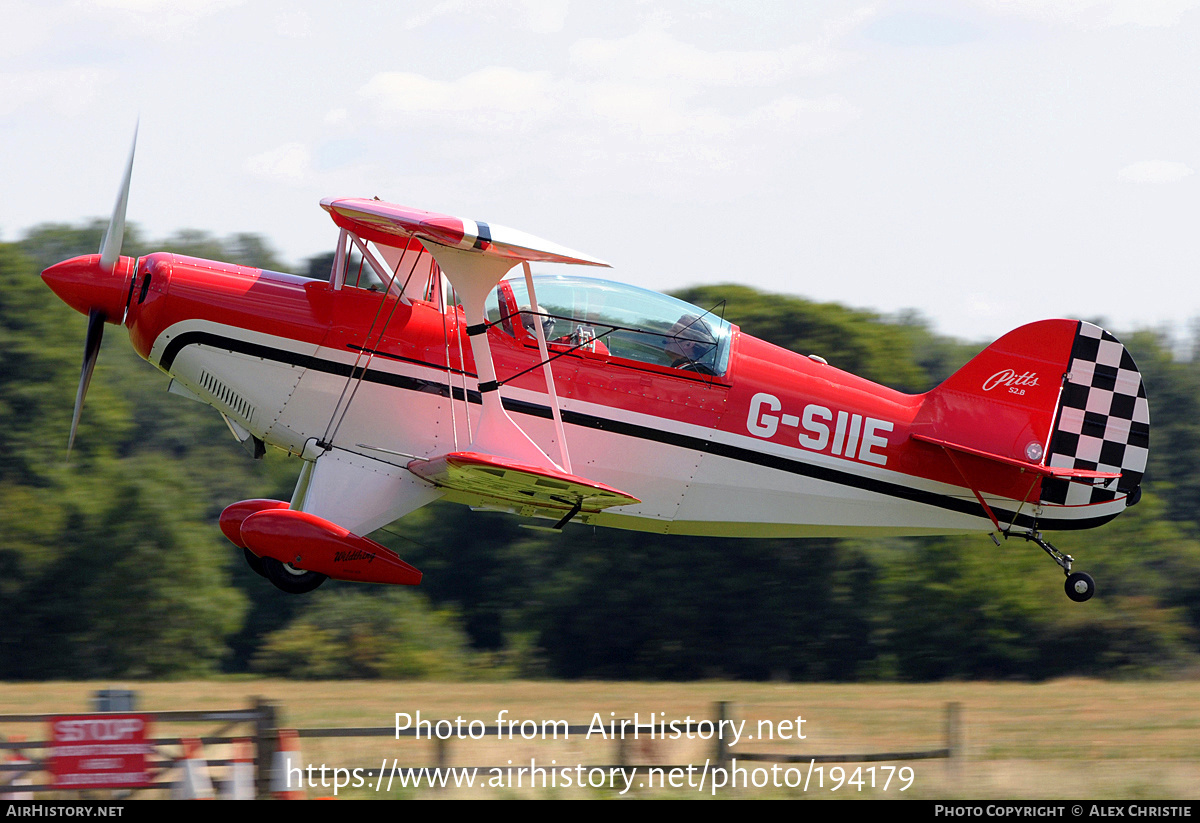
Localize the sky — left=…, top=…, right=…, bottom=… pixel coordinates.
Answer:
left=3, top=0, right=1198, bottom=342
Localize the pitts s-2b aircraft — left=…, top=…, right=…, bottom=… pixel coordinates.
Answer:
left=43, top=136, right=1150, bottom=602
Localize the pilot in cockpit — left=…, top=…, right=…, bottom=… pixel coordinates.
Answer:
left=519, top=305, right=557, bottom=340
left=665, top=314, right=718, bottom=375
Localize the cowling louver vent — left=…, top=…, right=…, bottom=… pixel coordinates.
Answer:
left=199, top=370, right=255, bottom=423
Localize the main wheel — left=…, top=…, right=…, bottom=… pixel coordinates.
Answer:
left=243, top=547, right=267, bottom=579
left=262, top=556, right=327, bottom=594
left=1065, top=571, right=1095, bottom=603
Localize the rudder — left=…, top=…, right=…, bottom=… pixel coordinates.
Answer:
left=1040, top=322, right=1149, bottom=506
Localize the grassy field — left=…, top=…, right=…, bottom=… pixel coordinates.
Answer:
left=2, top=679, right=1198, bottom=799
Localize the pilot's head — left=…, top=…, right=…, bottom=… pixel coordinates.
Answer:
left=665, top=314, right=715, bottom=364
left=519, top=305, right=556, bottom=339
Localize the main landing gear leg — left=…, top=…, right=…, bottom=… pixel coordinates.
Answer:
left=1019, top=531, right=1096, bottom=603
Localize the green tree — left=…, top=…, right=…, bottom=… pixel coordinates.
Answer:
left=161, top=230, right=290, bottom=272
left=0, top=242, right=132, bottom=485
left=1122, top=330, right=1200, bottom=527
left=11, top=465, right=246, bottom=678
left=17, top=222, right=148, bottom=277
left=518, top=531, right=882, bottom=680
left=250, top=588, right=475, bottom=679
left=671, top=284, right=975, bottom=392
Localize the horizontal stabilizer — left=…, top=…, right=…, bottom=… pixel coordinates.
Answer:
left=322, top=198, right=609, bottom=267
left=911, top=434, right=1120, bottom=481
left=408, top=451, right=640, bottom=515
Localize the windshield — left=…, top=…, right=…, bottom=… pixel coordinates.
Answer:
left=490, top=274, right=732, bottom=376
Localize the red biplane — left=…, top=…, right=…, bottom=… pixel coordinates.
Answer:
left=42, top=135, right=1149, bottom=601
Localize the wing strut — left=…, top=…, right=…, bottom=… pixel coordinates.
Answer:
left=320, top=235, right=421, bottom=449
left=921, top=438, right=1044, bottom=533
left=523, top=261, right=571, bottom=473
left=423, top=244, right=560, bottom=471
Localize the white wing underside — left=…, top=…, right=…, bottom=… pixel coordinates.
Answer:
left=291, top=446, right=444, bottom=536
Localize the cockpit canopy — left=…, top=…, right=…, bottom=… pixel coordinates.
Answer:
left=489, top=274, right=733, bottom=377
left=325, top=232, right=733, bottom=377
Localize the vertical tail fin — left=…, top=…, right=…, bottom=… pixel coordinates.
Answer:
left=915, top=319, right=1149, bottom=508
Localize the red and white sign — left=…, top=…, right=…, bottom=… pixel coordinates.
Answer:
left=49, top=714, right=154, bottom=789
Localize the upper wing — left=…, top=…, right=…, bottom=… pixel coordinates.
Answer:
left=321, top=197, right=610, bottom=267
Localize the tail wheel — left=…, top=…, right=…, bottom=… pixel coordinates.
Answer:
left=1065, top=571, right=1095, bottom=603
left=262, top=556, right=327, bottom=594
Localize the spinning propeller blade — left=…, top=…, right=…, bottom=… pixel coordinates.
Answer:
left=99, top=123, right=137, bottom=273
left=52, top=124, right=138, bottom=455
left=67, top=309, right=105, bottom=455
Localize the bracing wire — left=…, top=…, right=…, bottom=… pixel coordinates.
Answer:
left=321, top=238, right=421, bottom=446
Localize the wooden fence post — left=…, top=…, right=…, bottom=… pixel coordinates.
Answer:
left=714, top=701, right=731, bottom=773
left=435, top=735, right=449, bottom=793
left=254, top=698, right=278, bottom=800
left=945, top=701, right=962, bottom=781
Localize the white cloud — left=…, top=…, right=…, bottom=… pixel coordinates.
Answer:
left=571, top=26, right=794, bottom=86
left=579, top=82, right=731, bottom=137
left=244, top=142, right=312, bottom=183
left=82, top=0, right=241, bottom=13
left=742, top=94, right=861, bottom=136
left=974, top=0, right=1200, bottom=28
left=0, top=2, right=62, bottom=60
left=73, top=0, right=244, bottom=37
left=574, top=85, right=859, bottom=142
left=404, top=0, right=568, bottom=33
left=570, top=12, right=871, bottom=86
left=274, top=9, right=311, bottom=38
left=0, top=68, right=118, bottom=117
left=358, top=68, right=557, bottom=130
left=1117, top=160, right=1195, bottom=183
left=350, top=14, right=869, bottom=198
left=516, top=0, right=568, bottom=33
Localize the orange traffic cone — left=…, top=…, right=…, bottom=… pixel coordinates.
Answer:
left=271, top=729, right=304, bottom=800
left=222, top=738, right=255, bottom=800
left=172, top=737, right=214, bottom=799
left=1, top=736, right=32, bottom=801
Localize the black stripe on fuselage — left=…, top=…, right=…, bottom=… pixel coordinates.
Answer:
left=159, top=330, right=478, bottom=401
left=156, top=330, right=1119, bottom=532
left=473, top=221, right=491, bottom=250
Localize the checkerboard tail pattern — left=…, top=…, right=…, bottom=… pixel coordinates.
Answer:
left=1040, top=322, right=1150, bottom=507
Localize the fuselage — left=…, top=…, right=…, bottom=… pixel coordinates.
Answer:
left=71, top=250, right=1121, bottom=538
